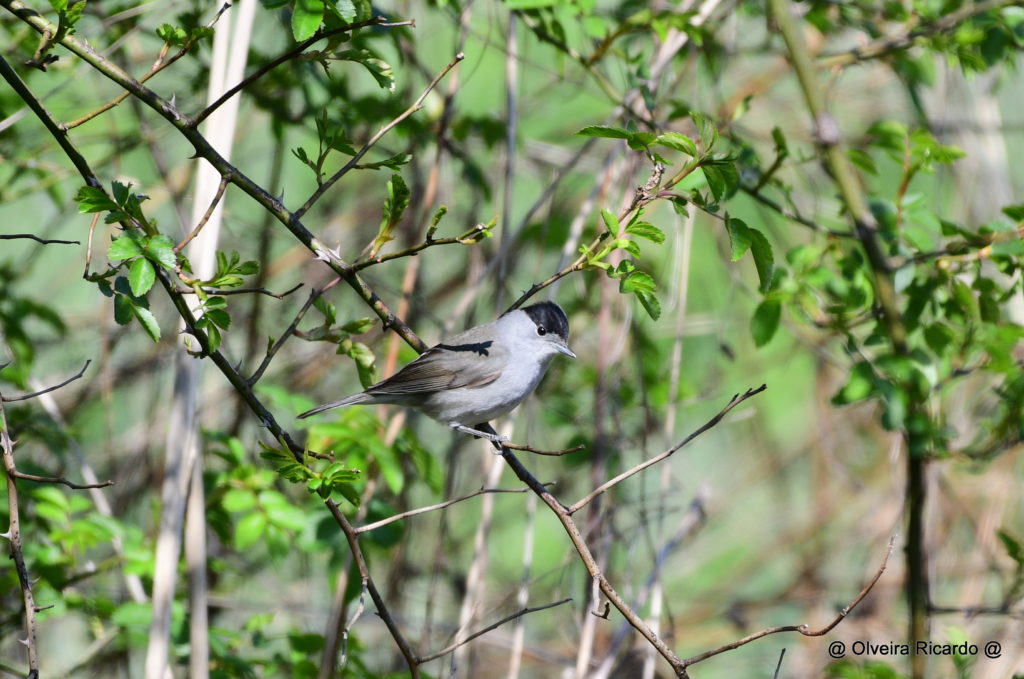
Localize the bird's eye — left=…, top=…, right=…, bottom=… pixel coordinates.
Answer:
left=537, top=325, right=547, bottom=336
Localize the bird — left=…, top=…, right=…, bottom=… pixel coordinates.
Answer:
left=297, top=301, right=575, bottom=444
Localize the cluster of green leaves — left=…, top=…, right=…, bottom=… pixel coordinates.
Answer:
left=258, top=443, right=362, bottom=506
left=189, top=252, right=259, bottom=352
left=304, top=298, right=379, bottom=387
left=575, top=112, right=748, bottom=321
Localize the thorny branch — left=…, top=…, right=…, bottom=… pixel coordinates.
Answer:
left=1, top=360, right=91, bottom=402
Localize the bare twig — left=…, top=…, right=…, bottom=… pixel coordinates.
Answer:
left=501, top=441, right=586, bottom=457
left=355, top=486, right=536, bottom=534
left=64, top=3, right=232, bottom=129
left=294, top=52, right=465, bottom=219
left=682, top=537, right=896, bottom=668
left=247, top=279, right=340, bottom=386
left=192, top=18, right=414, bottom=127
left=177, top=282, right=304, bottom=299
left=568, top=385, right=766, bottom=515
left=1, top=360, right=91, bottom=402
left=350, top=224, right=492, bottom=272
left=417, top=598, right=572, bottom=664
left=175, top=175, right=229, bottom=252
left=11, top=470, right=113, bottom=490
left=0, top=233, right=79, bottom=245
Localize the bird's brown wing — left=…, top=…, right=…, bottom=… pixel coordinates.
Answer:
left=366, top=339, right=504, bottom=396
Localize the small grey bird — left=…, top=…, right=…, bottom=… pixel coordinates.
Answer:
left=297, top=301, right=575, bottom=443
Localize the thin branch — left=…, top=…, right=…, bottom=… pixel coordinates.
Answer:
left=682, top=537, right=896, bottom=668
left=0, top=233, right=79, bottom=245
left=0, top=54, right=101, bottom=190
left=324, top=500, right=421, bottom=677
left=355, top=486, right=536, bottom=534
left=350, top=224, right=491, bottom=272
left=177, top=282, right=304, bottom=299
left=1, top=360, right=91, bottom=402
left=247, top=279, right=340, bottom=386
left=487, top=425, right=689, bottom=677
left=64, top=3, right=233, bottom=129
left=568, top=385, right=766, bottom=515
left=417, top=598, right=572, bottom=664
left=501, top=441, right=586, bottom=457
left=192, top=18, right=413, bottom=126
left=11, top=470, right=113, bottom=490
left=175, top=175, right=229, bottom=252
left=739, top=184, right=852, bottom=237
left=294, top=52, right=465, bottom=220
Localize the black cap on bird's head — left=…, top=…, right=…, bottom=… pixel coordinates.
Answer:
left=521, top=301, right=570, bottom=344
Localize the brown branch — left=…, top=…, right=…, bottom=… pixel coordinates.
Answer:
left=294, top=52, right=465, bottom=220
left=417, top=598, right=572, bottom=664
left=485, top=425, right=689, bottom=677
left=0, top=399, right=39, bottom=676
left=501, top=441, right=586, bottom=457
left=191, top=18, right=414, bottom=127
left=568, top=385, right=766, bottom=515
left=1, top=360, right=91, bottom=402
left=355, top=486, right=536, bottom=535
left=175, top=174, right=229, bottom=252
left=12, top=470, right=113, bottom=490
left=177, top=282, right=304, bottom=299
left=0, top=233, right=79, bottom=245
left=350, top=223, right=492, bottom=272
left=324, top=499, right=421, bottom=677
left=682, top=536, right=896, bottom=668
left=63, top=3, right=233, bottom=129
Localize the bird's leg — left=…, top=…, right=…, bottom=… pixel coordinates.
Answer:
left=450, top=423, right=509, bottom=445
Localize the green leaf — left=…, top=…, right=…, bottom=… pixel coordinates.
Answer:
left=75, top=185, right=118, bottom=214
left=654, top=132, right=697, bottom=157
left=636, top=291, right=661, bottom=320
left=692, top=112, right=718, bottom=150
left=600, top=209, right=620, bottom=233
left=203, top=308, right=231, bottom=330
left=222, top=489, right=257, bottom=513
left=750, top=299, right=781, bottom=347
left=749, top=229, right=775, bottom=293
left=292, top=0, right=324, bottom=41
left=725, top=217, right=752, bottom=261
left=113, top=294, right=134, bottom=325
left=576, top=125, right=632, bottom=139
left=340, top=317, right=375, bottom=334
left=625, top=221, right=666, bottom=243
left=133, top=306, right=161, bottom=342
left=371, top=173, right=410, bottom=257
left=128, top=258, right=155, bottom=297
left=235, top=512, right=267, bottom=550
left=108, top=234, right=144, bottom=260
left=144, top=235, right=177, bottom=270
left=328, top=0, right=356, bottom=21
left=832, top=362, right=876, bottom=405
left=620, top=270, right=656, bottom=295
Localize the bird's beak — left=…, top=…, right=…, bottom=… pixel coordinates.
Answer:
left=556, top=343, right=576, bottom=359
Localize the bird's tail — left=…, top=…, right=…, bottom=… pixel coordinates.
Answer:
left=297, top=392, right=372, bottom=419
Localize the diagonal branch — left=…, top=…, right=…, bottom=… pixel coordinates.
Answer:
left=682, top=537, right=896, bottom=668
left=1, top=360, right=91, bottom=402
left=355, top=486, right=536, bottom=535
left=294, top=52, right=465, bottom=220
left=568, top=385, right=766, bottom=515
left=175, top=175, right=229, bottom=252
left=417, top=598, right=572, bottom=664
